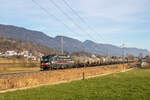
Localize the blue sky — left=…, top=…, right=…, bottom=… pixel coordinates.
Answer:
left=0, top=0, right=150, bottom=50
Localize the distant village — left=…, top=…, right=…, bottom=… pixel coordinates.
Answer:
left=0, top=50, right=44, bottom=61
left=0, top=49, right=149, bottom=62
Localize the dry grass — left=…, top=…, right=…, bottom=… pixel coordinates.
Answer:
left=0, top=59, right=40, bottom=73
left=0, top=59, right=39, bottom=64
left=0, top=63, right=136, bottom=91
left=0, top=67, right=40, bottom=73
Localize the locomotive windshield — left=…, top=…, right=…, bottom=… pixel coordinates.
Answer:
left=41, top=56, right=53, bottom=63
left=41, top=56, right=49, bottom=63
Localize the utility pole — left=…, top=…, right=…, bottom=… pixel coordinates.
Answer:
left=83, top=46, right=86, bottom=80
left=61, top=36, right=64, bottom=55
left=121, top=44, right=125, bottom=70
left=109, top=47, right=111, bottom=57
left=106, top=48, right=108, bottom=57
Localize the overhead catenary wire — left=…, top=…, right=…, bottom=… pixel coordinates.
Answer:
left=62, top=0, right=105, bottom=41
left=32, top=0, right=102, bottom=42
left=31, top=0, right=77, bottom=36
left=48, top=0, right=96, bottom=40
left=31, top=0, right=92, bottom=41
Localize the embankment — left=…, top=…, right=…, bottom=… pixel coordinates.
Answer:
left=0, top=63, right=136, bottom=91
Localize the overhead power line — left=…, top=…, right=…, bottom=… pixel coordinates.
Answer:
left=31, top=0, right=77, bottom=35
left=48, top=0, right=85, bottom=33
left=48, top=0, right=96, bottom=40
left=62, top=0, right=104, bottom=41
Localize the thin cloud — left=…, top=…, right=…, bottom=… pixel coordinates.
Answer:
left=80, top=0, right=150, bottom=22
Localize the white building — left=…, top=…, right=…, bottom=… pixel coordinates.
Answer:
left=18, top=51, right=29, bottom=57
left=91, top=54, right=96, bottom=58
left=5, top=51, right=17, bottom=56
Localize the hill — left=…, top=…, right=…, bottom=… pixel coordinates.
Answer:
left=0, top=24, right=149, bottom=56
left=83, top=40, right=150, bottom=56
left=0, top=37, right=58, bottom=56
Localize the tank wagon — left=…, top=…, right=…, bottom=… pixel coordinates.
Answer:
left=40, top=55, right=137, bottom=70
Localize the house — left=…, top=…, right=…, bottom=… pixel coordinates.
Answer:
left=91, top=54, right=96, bottom=58
left=5, top=51, right=17, bottom=56
left=18, top=51, right=29, bottom=56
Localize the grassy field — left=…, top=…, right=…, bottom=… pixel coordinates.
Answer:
left=1, top=69, right=150, bottom=100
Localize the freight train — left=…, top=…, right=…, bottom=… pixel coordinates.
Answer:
left=40, top=55, right=137, bottom=70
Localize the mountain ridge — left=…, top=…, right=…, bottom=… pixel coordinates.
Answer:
left=0, top=24, right=149, bottom=56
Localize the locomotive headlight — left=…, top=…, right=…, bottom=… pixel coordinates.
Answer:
left=51, top=61, right=55, bottom=64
